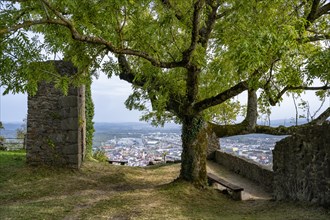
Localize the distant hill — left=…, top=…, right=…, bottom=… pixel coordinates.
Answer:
left=257, top=118, right=308, bottom=127
left=0, top=121, right=181, bottom=139
left=92, top=122, right=181, bottom=147
left=1, top=122, right=23, bottom=138
left=0, top=119, right=314, bottom=139
left=94, top=122, right=181, bottom=133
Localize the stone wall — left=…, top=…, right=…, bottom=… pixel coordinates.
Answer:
left=26, top=61, right=86, bottom=168
left=273, top=123, right=330, bottom=207
left=214, top=150, right=274, bottom=192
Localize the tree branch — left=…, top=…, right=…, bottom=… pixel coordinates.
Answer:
left=212, top=106, right=330, bottom=138
left=301, top=34, right=330, bottom=42
left=0, top=19, right=67, bottom=35
left=306, top=1, right=330, bottom=29
left=198, top=0, right=219, bottom=47
left=295, top=1, right=330, bottom=42
left=182, top=0, right=204, bottom=64
left=193, top=80, right=249, bottom=112
left=266, top=84, right=330, bottom=106
left=306, top=0, right=321, bottom=24
left=315, top=2, right=330, bottom=19
left=209, top=89, right=259, bottom=137
left=311, top=106, right=330, bottom=125
left=241, top=89, right=258, bottom=131
left=1, top=0, right=185, bottom=69
left=117, top=54, right=143, bottom=86
left=254, top=106, right=330, bottom=135
left=182, top=1, right=205, bottom=106
left=210, top=122, right=252, bottom=137
left=210, top=82, right=330, bottom=138
left=4, top=0, right=29, bottom=2
left=161, top=0, right=183, bottom=21
left=216, top=8, right=232, bottom=19
left=39, top=0, right=50, bottom=19
left=118, top=54, right=183, bottom=115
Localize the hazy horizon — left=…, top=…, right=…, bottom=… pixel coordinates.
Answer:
left=1, top=74, right=329, bottom=124
left=1, top=118, right=308, bottom=126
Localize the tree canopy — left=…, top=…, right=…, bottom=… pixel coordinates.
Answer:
left=0, top=0, right=329, bottom=186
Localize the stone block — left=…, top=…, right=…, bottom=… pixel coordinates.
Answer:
left=61, top=118, right=79, bottom=130
left=61, top=144, right=79, bottom=155
left=65, top=154, right=82, bottom=169
left=59, top=96, right=78, bottom=108
left=65, top=130, right=79, bottom=143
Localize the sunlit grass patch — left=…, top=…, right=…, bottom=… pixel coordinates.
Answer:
left=0, top=199, right=75, bottom=220
left=0, top=151, right=329, bottom=220
left=0, top=150, right=26, bottom=165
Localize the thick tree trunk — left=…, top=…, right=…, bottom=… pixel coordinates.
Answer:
left=180, top=116, right=208, bottom=187
left=242, top=89, right=258, bottom=131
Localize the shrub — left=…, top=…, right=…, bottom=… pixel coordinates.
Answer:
left=93, top=150, right=108, bottom=162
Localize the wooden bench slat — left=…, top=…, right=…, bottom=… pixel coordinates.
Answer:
left=108, top=160, right=128, bottom=165
left=207, top=173, right=243, bottom=192
left=207, top=172, right=243, bottom=201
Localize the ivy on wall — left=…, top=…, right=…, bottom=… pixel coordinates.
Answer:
left=85, top=80, right=95, bottom=158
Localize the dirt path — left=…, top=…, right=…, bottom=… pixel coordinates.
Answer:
left=207, top=161, right=272, bottom=201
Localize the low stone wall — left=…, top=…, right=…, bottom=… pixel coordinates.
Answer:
left=26, top=61, right=85, bottom=168
left=273, top=123, right=330, bottom=207
left=214, top=150, right=273, bottom=192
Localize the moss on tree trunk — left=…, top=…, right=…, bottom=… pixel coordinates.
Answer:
left=180, top=116, right=208, bottom=187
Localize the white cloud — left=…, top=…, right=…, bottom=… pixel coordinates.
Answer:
left=91, top=73, right=142, bottom=122
left=92, top=74, right=132, bottom=97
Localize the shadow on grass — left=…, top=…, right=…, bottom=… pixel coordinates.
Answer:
left=1, top=151, right=329, bottom=220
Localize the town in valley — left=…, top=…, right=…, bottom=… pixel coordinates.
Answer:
left=93, top=123, right=287, bottom=168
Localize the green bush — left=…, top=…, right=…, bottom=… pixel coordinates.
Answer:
left=0, top=136, right=6, bottom=151
left=92, top=150, right=108, bottom=162
left=85, top=79, right=95, bottom=158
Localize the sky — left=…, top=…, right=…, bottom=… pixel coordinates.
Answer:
left=0, top=74, right=143, bottom=123
left=0, top=73, right=329, bottom=124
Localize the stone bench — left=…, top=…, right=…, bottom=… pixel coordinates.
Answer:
left=207, top=172, right=244, bottom=200
left=108, top=160, right=128, bottom=165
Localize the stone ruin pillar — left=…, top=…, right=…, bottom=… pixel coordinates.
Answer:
left=26, top=61, right=86, bottom=168
left=273, top=122, right=330, bottom=207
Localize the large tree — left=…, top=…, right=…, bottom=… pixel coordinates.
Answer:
left=0, top=0, right=329, bottom=186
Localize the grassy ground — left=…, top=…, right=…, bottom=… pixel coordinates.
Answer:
left=0, top=151, right=329, bottom=220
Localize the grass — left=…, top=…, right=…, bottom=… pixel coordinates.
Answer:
left=0, top=150, right=329, bottom=220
